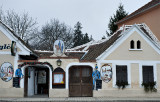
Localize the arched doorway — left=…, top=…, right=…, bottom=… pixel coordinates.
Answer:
left=19, top=62, right=53, bottom=97
left=69, top=66, right=93, bottom=97
left=24, top=66, right=49, bottom=97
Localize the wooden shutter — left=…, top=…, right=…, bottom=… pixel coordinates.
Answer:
left=116, top=65, right=127, bottom=82
left=142, top=66, right=154, bottom=83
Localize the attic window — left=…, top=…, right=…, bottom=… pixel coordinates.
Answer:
left=137, top=40, right=141, bottom=49
left=130, top=40, right=134, bottom=49
left=129, top=40, right=142, bottom=51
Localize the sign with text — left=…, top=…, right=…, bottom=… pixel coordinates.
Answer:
left=0, top=44, right=11, bottom=50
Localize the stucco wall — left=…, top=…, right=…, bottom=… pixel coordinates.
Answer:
left=93, top=90, right=160, bottom=97
left=94, top=63, right=160, bottom=97
left=0, top=88, right=24, bottom=97
left=105, top=31, right=160, bottom=60
left=118, top=6, right=160, bottom=41
left=38, top=58, right=79, bottom=71
left=130, top=63, right=140, bottom=89
left=0, top=30, right=12, bottom=52
left=157, top=64, right=160, bottom=88
left=0, top=30, right=21, bottom=52
left=49, top=89, right=68, bottom=97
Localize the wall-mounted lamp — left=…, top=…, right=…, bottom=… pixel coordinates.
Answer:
left=57, top=59, right=62, bottom=66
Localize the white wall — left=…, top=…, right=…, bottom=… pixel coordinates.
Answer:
left=28, top=68, right=35, bottom=96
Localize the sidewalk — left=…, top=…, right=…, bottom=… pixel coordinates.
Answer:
left=1, top=97, right=160, bottom=102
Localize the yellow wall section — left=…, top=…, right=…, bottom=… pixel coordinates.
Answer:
left=0, top=30, right=12, bottom=52
left=0, top=30, right=21, bottom=52
left=157, top=64, right=160, bottom=88
left=131, top=63, right=140, bottom=89
left=105, top=31, right=160, bottom=60
left=38, top=59, right=79, bottom=71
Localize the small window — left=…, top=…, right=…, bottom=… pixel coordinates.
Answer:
left=137, top=40, right=141, bottom=49
left=52, top=67, right=65, bottom=88
left=142, top=66, right=154, bottom=83
left=116, top=65, right=128, bottom=83
left=130, top=40, right=134, bottom=49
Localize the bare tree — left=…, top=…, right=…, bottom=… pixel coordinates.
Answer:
left=35, top=19, right=74, bottom=50
left=0, top=8, right=38, bottom=43
left=0, top=6, right=4, bottom=21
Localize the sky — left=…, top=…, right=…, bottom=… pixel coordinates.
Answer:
left=0, top=0, right=151, bottom=40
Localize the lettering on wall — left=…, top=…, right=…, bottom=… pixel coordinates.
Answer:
left=0, top=44, right=11, bottom=50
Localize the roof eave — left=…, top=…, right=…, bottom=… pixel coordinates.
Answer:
left=116, top=2, right=160, bottom=25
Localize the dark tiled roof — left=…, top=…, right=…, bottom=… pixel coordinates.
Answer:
left=140, top=26, right=159, bottom=44
left=81, top=30, right=122, bottom=61
left=0, top=20, right=38, bottom=56
left=117, top=0, right=160, bottom=24
left=65, top=52, right=85, bottom=59
left=36, top=51, right=53, bottom=57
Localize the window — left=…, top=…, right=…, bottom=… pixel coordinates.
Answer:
left=137, top=40, right=141, bottom=49
left=116, top=65, right=128, bottom=83
left=130, top=40, right=134, bottom=49
left=142, top=66, right=154, bottom=83
left=52, top=67, right=65, bottom=88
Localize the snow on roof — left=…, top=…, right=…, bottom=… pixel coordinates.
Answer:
left=122, top=23, right=160, bottom=49
left=34, top=50, right=54, bottom=53
left=67, top=38, right=109, bottom=52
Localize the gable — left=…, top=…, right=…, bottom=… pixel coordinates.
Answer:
left=0, top=30, right=12, bottom=52
left=105, top=31, right=160, bottom=61
left=0, top=23, right=31, bottom=55
left=0, top=30, right=22, bottom=52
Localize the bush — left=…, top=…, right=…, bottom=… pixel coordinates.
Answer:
left=116, top=80, right=129, bottom=89
left=141, top=81, right=157, bottom=92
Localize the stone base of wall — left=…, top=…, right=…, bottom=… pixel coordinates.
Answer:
left=93, top=89, right=160, bottom=97
left=0, top=88, right=24, bottom=97
left=49, top=89, right=68, bottom=97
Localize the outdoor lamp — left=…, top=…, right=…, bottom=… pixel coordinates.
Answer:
left=57, top=59, right=62, bottom=66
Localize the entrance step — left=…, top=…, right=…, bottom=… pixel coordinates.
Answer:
left=27, top=94, right=48, bottom=98
left=1, top=97, right=160, bottom=102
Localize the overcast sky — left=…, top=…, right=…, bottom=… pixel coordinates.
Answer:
left=0, top=0, right=151, bottom=40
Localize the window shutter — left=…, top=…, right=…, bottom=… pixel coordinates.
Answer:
left=148, top=67, right=154, bottom=82
left=116, top=65, right=127, bottom=83
left=122, top=66, right=127, bottom=82
left=142, top=66, right=154, bottom=83
left=116, top=66, right=121, bottom=82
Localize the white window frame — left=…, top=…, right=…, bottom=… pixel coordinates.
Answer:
left=112, top=63, right=131, bottom=88
left=129, top=40, right=143, bottom=51
left=139, top=63, right=157, bottom=88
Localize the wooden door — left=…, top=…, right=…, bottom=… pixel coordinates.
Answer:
left=24, top=68, right=28, bottom=97
left=69, top=66, right=93, bottom=97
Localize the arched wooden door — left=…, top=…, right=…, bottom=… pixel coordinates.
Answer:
left=69, top=66, right=93, bottom=97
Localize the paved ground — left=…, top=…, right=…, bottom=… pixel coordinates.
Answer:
left=1, top=97, right=160, bottom=102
